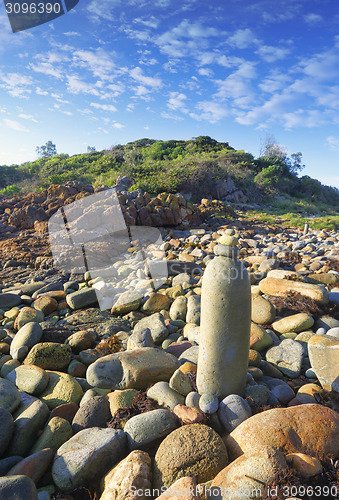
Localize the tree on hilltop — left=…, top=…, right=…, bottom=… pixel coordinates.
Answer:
left=36, top=140, right=57, bottom=158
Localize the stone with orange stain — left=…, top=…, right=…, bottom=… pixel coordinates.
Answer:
left=286, top=452, right=322, bottom=478
left=179, top=361, right=197, bottom=375
left=226, top=404, right=339, bottom=461
left=173, top=404, right=207, bottom=425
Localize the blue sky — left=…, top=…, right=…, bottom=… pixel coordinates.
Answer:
left=1, top=0, right=339, bottom=188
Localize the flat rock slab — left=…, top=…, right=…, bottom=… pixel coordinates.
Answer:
left=87, top=347, right=179, bottom=390
left=308, top=334, right=339, bottom=392
left=259, top=277, right=329, bottom=304
left=52, top=427, right=126, bottom=491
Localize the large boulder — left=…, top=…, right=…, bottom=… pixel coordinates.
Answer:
left=226, top=404, right=339, bottom=461
left=153, top=424, right=228, bottom=489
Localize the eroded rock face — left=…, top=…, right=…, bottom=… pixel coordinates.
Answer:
left=226, top=404, right=339, bottom=461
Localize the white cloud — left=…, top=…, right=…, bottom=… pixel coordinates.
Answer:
left=29, top=61, right=64, bottom=79
left=3, top=119, right=29, bottom=132
left=256, top=45, right=290, bottom=62
left=215, top=62, right=257, bottom=108
left=90, top=103, right=118, bottom=112
left=64, top=31, right=81, bottom=36
left=259, top=73, right=290, bottom=93
left=87, top=0, right=119, bottom=21
left=190, top=101, right=228, bottom=123
left=73, top=48, right=118, bottom=80
left=167, top=92, right=187, bottom=112
left=66, top=76, right=101, bottom=96
left=130, top=67, right=162, bottom=88
left=134, top=16, right=159, bottom=28
left=155, top=20, right=220, bottom=58
left=227, top=28, right=258, bottom=49
left=112, top=122, right=125, bottom=128
left=198, top=68, right=213, bottom=77
left=304, top=13, right=323, bottom=25
left=18, top=113, right=38, bottom=123
left=326, top=136, right=339, bottom=151
left=36, top=87, right=48, bottom=96
left=0, top=73, right=33, bottom=98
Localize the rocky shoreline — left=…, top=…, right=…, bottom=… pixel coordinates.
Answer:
left=0, top=183, right=338, bottom=499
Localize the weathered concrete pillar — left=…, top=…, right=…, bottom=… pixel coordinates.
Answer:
left=196, top=230, right=251, bottom=399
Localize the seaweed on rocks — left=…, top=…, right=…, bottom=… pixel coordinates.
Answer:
left=267, top=292, right=322, bottom=317
left=261, top=456, right=339, bottom=500
left=107, top=391, right=163, bottom=430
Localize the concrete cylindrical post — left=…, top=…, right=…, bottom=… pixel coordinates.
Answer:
left=196, top=231, right=251, bottom=399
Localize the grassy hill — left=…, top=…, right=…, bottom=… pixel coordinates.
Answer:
left=1, top=137, right=338, bottom=224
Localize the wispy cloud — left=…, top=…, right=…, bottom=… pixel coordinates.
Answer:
left=130, top=66, right=163, bottom=88
left=18, top=113, right=38, bottom=122
left=326, top=136, right=339, bottom=151
left=3, top=119, right=29, bottom=132
left=304, top=13, right=323, bottom=25
left=227, top=28, right=258, bottom=49
left=90, top=103, right=118, bottom=111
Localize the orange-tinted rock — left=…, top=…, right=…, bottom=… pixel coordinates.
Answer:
left=155, top=476, right=203, bottom=499
left=226, top=404, right=339, bottom=461
left=166, top=341, right=195, bottom=358
left=173, top=404, right=207, bottom=425
left=286, top=452, right=322, bottom=478
left=33, top=296, right=58, bottom=315
left=49, top=402, right=79, bottom=423
left=7, top=448, right=54, bottom=483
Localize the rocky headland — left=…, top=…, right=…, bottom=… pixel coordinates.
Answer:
left=0, top=180, right=338, bottom=499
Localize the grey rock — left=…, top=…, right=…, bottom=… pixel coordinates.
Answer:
left=127, top=328, right=154, bottom=350
left=133, top=313, right=169, bottom=345
left=270, top=383, right=295, bottom=404
left=169, top=296, right=187, bottom=322
left=0, top=456, right=22, bottom=476
left=185, top=392, right=201, bottom=409
left=124, top=409, right=178, bottom=450
left=52, top=427, right=126, bottom=491
left=172, top=272, right=196, bottom=287
left=147, top=381, right=185, bottom=410
left=266, top=339, right=304, bottom=378
left=10, top=322, right=43, bottom=359
left=0, top=379, right=21, bottom=413
left=0, top=408, right=13, bottom=457
left=6, top=365, right=49, bottom=396
left=72, top=396, right=111, bottom=433
left=0, top=293, right=21, bottom=309
left=0, top=475, right=38, bottom=499
left=327, top=327, right=339, bottom=339
left=244, top=385, right=269, bottom=405
left=218, top=394, right=252, bottom=433
left=186, top=295, right=201, bottom=325
left=199, top=393, right=219, bottom=414
left=314, top=315, right=339, bottom=332
left=178, top=346, right=199, bottom=365
left=7, top=399, right=49, bottom=457
left=66, top=288, right=98, bottom=309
